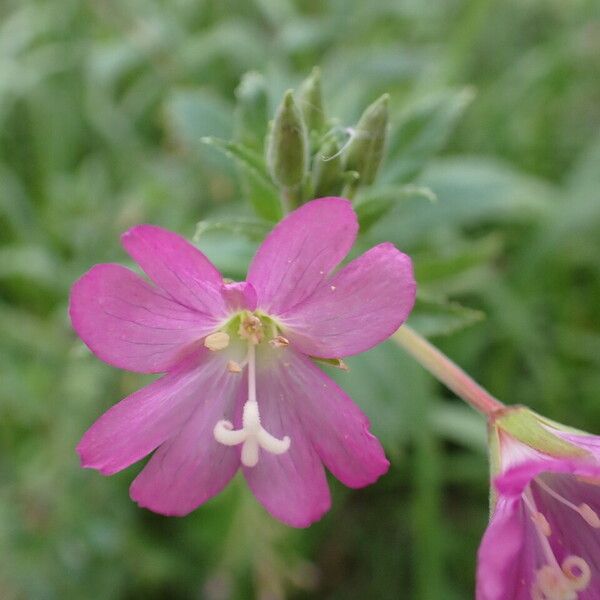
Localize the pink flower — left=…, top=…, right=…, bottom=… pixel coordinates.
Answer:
left=70, top=198, right=416, bottom=527
left=477, top=407, right=600, bottom=599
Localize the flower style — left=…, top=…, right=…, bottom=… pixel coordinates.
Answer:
left=70, top=198, right=416, bottom=527
left=477, top=407, right=600, bottom=599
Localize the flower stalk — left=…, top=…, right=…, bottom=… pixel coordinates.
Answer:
left=392, top=325, right=504, bottom=416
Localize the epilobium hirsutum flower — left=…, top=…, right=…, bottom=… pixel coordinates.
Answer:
left=478, top=406, right=600, bottom=600
left=392, top=327, right=600, bottom=599
left=70, top=198, right=416, bottom=527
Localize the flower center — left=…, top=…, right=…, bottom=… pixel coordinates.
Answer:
left=525, top=479, right=597, bottom=599
left=207, top=312, right=291, bottom=467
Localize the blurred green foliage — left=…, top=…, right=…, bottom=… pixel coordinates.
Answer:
left=1, top=0, right=599, bottom=599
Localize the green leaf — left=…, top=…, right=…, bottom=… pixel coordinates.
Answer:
left=408, top=295, right=485, bottom=337
left=194, top=217, right=271, bottom=243
left=165, top=90, right=233, bottom=147
left=354, top=184, right=436, bottom=232
left=201, top=137, right=283, bottom=222
left=429, top=404, right=487, bottom=453
left=0, top=245, right=61, bottom=289
left=382, top=88, right=474, bottom=184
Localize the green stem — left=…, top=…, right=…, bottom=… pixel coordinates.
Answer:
left=392, top=325, right=504, bottom=416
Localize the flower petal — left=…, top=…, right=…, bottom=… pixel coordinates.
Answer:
left=276, top=349, right=389, bottom=487
left=476, top=497, right=536, bottom=600
left=77, top=349, right=223, bottom=474
left=247, top=197, right=358, bottom=314
left=242, top=351, right=331, bottom=527
left=279, top=243, right=416, bottom=358
left=221, top=281, right=258, bottom=312
left=496, top=459, right=600, bottom=497
left=129, top=357, right=244, bottom=516
left=121, top=224, right=226, bottom=316
left=70, top=264, right=217, bottom=373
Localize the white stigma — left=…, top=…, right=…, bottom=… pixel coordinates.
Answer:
left=213, top=343, right=290, bottom=467
left=525, top=483, right=594, bottom=599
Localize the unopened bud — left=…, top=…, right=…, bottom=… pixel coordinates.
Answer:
left=312, top=138, right=343, bottom=197
left=343, top=93, right=389, bottom=186
left=297, top=67, right=325, bottom=134
left=266, top=90, right=308, bottom=189
left=234, top=71, right=269, bottom=152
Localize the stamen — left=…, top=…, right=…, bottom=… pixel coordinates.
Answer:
left=523, top=488, right=562, bottom=570
left=227, top=360, right=242, bottom=374
left=238, top=314, right=263, bottom=345
left=578, top=503, right=600, bottom=528
left=525, top=486, right=593, bottom=599
left=204, top=331, right=230, bottom=351
left=576, top=475, right=600, bottom=486
left=269, top=335, right=289, bottom=349
left=537, top=479, right=600, bottom=528
left=532, top=511, right=552, bottom=537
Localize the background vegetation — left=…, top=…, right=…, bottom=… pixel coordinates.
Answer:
left=1, top=0, right=599, bottom=598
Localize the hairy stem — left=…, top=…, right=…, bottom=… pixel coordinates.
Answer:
left=392, top=326, right=504, bottom=416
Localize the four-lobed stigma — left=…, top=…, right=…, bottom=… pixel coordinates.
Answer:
left=208, top=312, right=292, bottom=467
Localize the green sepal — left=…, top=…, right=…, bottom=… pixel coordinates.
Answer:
left=494, top=406, right=590, bottom=459
left=201, top=137, right=283, bottom=222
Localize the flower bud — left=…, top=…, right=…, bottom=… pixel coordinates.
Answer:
left=343, top=93, right=389, bottom=186
left=266, top=90, right=308, bottom=189
left=312, top=138, right=343, bottom=197
left=234, top=71, right=269, bottom=152
left=297, top=67, right=325, bottom=134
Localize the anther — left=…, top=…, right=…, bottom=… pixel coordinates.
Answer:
left=269, top=335, right=289, bottom=349
left=532, top=512, right=552, bottom=537
left=227, top=360, right=242, bottom=374
left=204, top=331, right=230, bottom=351
left=238, top=314, right=263, bottom=345
left=537, top=478, right=600, bottom=530
left=578, top=503, right=600, bottom=528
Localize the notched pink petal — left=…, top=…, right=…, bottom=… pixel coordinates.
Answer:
left=280, top=243, right=416, bottom=358
left=69, top=263, right=216, bottom=373
left=277, top=350, right=389, bottom=488
left=129, top=369, right=244, bottom=516
left=242, top=356, right=331, bottom=527
left=77, top=349, right=213, bottom=475
left=122, top=224, right=226, bottom=316
left=495, top=459, right=600, bottom=498
left=476, top=497, right=531, bottom=600
left=247, top=197, right=358, bottom=314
